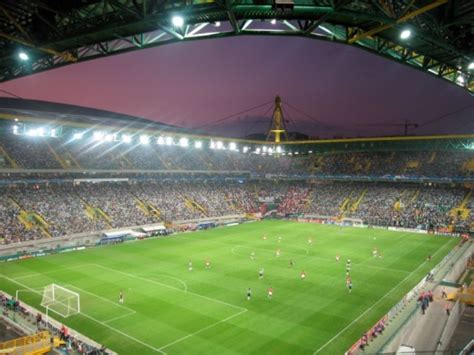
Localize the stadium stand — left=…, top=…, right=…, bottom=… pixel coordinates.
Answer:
left=0, top=180, right=471, bottom=244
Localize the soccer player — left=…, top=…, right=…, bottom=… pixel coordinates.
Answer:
left=259, top=268, right=264, bottom=279
left=268, top=287, right=273, bottom=299
left=289, top=259, right=294, bottom=268
left=205, top=258, right=211, bottom=269
left=250, top=252, right=255, bottom=260
left=348, top=281, right=353, bottom=293
left=373, top=248, right=378, bottom=258
left=188, top=260, right=193, bottom=271
left=300, top=270, right=306, bottom=280
left=336, top=254, right=340, bottom=262
left=262, top=234, right=267, bottom=240
left=247, top=288, right=252, bottom=301
left=119, top=290, right=124, bottom=304
left=278, top=236, right=282, bottom=243
left=308, top=238, right=313, bottom=246
left=276, top=248, right=281, bottom=257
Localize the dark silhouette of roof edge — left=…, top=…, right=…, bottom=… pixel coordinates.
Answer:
left=0, top=97, right=192, bottom=133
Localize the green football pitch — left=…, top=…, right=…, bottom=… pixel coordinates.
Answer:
left=0, top=220, right=458, bottom=354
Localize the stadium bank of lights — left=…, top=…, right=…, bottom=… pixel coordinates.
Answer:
left=18, top=51, right=29, bottom=61
left=194, top=141, right=203, bottom=149
left=122, top=134, right=132, bottom=143
left=229, top=142, right=237, bottom=151
left=140, top=135, right=150, bottom=145
left=165, top=136, right=173, bottom=146
left=179, top=137, right=189, bottom=147
left=73, top=132, right=84, bottom=140
left=172, top=15, right=184, bottom=27
left=400, top=29, right=411, bottom=40
left=469, top=62, right=474, bottom=70
left=270, top=19, right=277, bottom=25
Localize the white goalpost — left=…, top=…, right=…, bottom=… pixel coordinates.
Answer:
left=41, top=284, right=80, bottom=318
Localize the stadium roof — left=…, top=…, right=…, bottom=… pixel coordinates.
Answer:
left=0, top=97, right=191, bottom=133
left=0, top=0, right=472, bottom=92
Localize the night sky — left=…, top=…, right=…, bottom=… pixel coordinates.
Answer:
left=0, top=36, right=473, bottom=138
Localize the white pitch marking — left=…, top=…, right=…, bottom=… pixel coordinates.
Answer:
left=0, top=274, right=166, bottom=354
left=90, top=264, right=247, bottom=312
left=313, top=238, right=454, bottom=354
left=62, top=284, right=137, bottom=321
left=13, top=263, right=97, bottom=280
left=137, top=274, right=188, bottom=292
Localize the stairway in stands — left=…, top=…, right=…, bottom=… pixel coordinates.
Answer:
left=7, top=196, right=52, bottom=238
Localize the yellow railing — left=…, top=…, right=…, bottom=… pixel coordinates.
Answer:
left=0, top=331, right=51, bottom=354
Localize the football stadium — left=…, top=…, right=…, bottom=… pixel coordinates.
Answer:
left=0, top=1, right=473, bottom=355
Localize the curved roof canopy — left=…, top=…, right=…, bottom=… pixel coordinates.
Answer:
left=0, top=0, right=473, bottom=92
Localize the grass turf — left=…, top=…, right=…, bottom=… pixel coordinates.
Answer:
left=0, top=220, right=458, bottom=354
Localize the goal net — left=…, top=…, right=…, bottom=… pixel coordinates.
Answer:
left=41, top=284, right=80, bottom=318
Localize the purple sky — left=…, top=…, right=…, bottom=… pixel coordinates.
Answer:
left=0, top=36, right=473, bottom=138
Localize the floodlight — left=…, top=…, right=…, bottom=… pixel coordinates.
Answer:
left=140, top=135, right=150, bottom=144
left=243, top=146, right=249, bottom=153
left=295, top=151, right=299, bottom=155
left=172, top=15, right=184, bottom=27
left=50, top=129, right=57, bottom=137
left=165, top=136, right=173, bottom=145
left=229, top=142, right=237, bottom=151
left=93, top=131, right=104, bottom=141
left=262, top=146, right=268, bottom=152
left=268, top=147, right=273, bottom=154
left=400, top=29, right=411, bottom=39
left=104, top=134, right=114, bottom=142
left=12, top=125, right=19, bottom=135
left=18, top=51, right=29, bottom=61
left=179, top=137, right=189, bottom=147
left=276, top=146, right=282, bottom=153
left=210, top=141, right=216, bottom=149
left=157, top=136, right=165, bottom=145
left=255, top=148, right=261, bottom=154
left=216, top=141, right=224, bottom=149
left=270, top=19, right=277, bottom=25
left=308, top=150, right=313, bottom=153
left=37, top=127, right=45, bottom=136
left=73, top=132, right=83, bottom=140
left=14, top=118, right=18, bottom=122
left=456, top=75, right=465, bottom=85
left=469, top=62, right=474, bottom=70
left=214, top=21, right=221, bottom=27
left=122, top=134, right=132, bottom=143
left=26, top=129, right=38, bottom=137
left=194, top=141, right=203, bottom=149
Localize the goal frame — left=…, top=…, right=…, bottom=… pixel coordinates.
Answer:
left=41, top=283, right=81, bottom=319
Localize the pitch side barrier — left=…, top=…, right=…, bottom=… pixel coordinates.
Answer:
left=0, top=290, right=114, bottom=354
left=346, top=239, right=473, bottom=355
left=0, top=215, right=245, bottom=262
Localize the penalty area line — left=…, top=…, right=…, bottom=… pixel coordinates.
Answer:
left=312, top=238, right=453, bottom=354
left=0, top=275, right=164, bottom=354
left=90, top=264, right=247, bottom=312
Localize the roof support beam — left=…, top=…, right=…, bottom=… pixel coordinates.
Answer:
left=225, top=0, right=240, bottom=34
left=348, top=0, right=448, bottom=44
left=0, top=4, right=32, bottom=42
left=0, top=32, right=77, bottom=62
